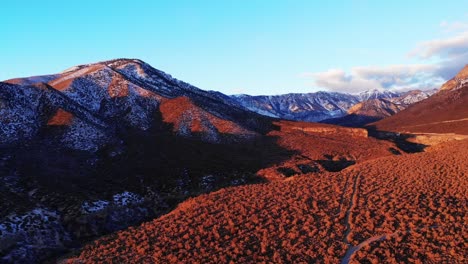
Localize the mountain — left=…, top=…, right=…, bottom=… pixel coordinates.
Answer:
left=0, top=58, right=276, bottom=262
left=1, top=58, right=270, bottom=150
left=322, top=89, right=436, bottom=127
left=371, top=65, right=468, bottom=134
left=0, top=59, right=402, bottom=263
left=230, top=89, right=412, bottom=122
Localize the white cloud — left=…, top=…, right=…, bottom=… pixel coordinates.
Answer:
left=440, top=20, right=468, bottom=32
left=306, top=69, right=382, bottom=93
left=435, top=51, right=468, bottom=79
left=308, top=64, right=444, bottom=93
left=409, top=30, right=468, bottom=79
left=409, top=31, right=468, bottom=59
left=304, top=25, right=468, bottom=93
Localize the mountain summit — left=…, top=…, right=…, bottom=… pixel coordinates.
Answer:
left=440, top=64, right=468, bottom=91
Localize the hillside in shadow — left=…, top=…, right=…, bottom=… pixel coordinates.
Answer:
left=1, top=108, right=296, bottom=262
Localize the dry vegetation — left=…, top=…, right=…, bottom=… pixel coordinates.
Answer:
left=349, top=140, right=468, bottom=263
left=69, top=139, right=467, bottom=263
left=272, top=121, right=396, bottom=162
left=71, top=167, right=349, bottom=263
left=257, top=121, right=398, bottom=179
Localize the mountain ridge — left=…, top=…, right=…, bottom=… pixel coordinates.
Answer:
left=322, top=89, right=437, bottom=127
left=230, top=88, right=435, bottom=123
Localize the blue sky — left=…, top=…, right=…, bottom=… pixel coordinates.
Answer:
left=1, top=1, right=468, bottom=95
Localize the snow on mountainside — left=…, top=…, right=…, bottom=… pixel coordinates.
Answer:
left=322, top=89, right=436, bottom=127
left=391, top=89, right=437, bottom=105
left=230, top=88, right=427, bottom=122
left=231, top=92, right=359, bottom=122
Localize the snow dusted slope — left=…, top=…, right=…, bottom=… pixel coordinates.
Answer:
left=231, top=92, right=360, bottom=122
left=0, top=82, right=110, bottom=150
left=322, top=89, right=436, bottom=127
left=391, top=89, right=437, bottom=105
left=230, top=89, right=423, bottom=122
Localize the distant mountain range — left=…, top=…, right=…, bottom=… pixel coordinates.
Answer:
left=230, top=88, right=436, bottom=124
left=322, top=89, right=437, bottom=127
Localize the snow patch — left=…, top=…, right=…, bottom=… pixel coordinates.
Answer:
left=81, top=200, right=110, bottom=214
left=0, top=208, right=70, bottom=263
left=80, top=192, right=145, bottom=215
left=113, top=191, right=145, bottom=206
left=200, top=175, right=216, bottom=190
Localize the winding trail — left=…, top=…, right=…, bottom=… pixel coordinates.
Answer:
left=342, top=173, right=360, bottom=245
left=336, top=175, right=350, bottom=216
left=340, top=223, right=449, bottom=263
left=337, top=173, right=445, bottom=264
left=341, top=234, right=389, bottom=264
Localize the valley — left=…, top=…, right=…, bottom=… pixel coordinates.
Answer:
left=0, top=59, right=467, bottom=263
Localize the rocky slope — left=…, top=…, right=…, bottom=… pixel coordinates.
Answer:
left=323, top=89, right=436, bottom=127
